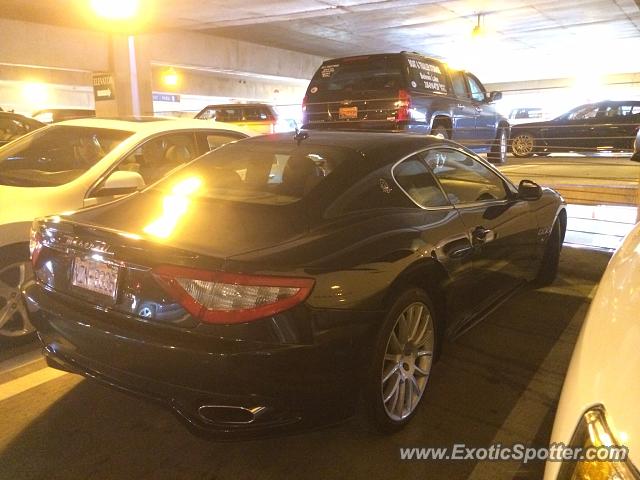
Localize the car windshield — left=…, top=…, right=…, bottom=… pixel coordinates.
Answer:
left=0, top=125, right=133, bottom=187
left=153, top=141, right=353, bottom=205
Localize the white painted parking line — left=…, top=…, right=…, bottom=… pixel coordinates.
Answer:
left=467, top=284, right=599, bottom=480
left=0, top=367, right=68, bottom=403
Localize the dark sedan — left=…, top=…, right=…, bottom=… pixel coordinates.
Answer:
left=0, top=111, right=44, bottom=147
left=511, top=101, right=640, bottom=157
left=25, top=131, right=566, bottom=438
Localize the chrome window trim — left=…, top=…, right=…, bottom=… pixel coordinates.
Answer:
left=390, top=147, right=454, bottom=211
left=391, top=144, right=517, bottom=211
left=419, top=145, right=517, bottom=207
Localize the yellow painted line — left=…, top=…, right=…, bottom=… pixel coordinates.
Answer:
left=0, top=367, right=68, bottom=402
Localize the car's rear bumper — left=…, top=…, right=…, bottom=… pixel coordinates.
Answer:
left=24, top=283, right=379, bottom=439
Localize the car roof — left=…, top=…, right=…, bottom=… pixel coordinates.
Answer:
left=239, top=130, right=446, bottom=160
left=53, top=117, right=255, bottom=136
left=320, top=51, right=441, bottom=65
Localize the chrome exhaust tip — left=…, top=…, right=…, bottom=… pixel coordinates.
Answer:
left=197, top=405, right=266, bottom=425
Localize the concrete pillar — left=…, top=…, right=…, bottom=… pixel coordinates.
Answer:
left=94, top=34, right=153, bottom=117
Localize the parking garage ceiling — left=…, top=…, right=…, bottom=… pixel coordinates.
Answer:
left=1, top=0, right=640, bottom=81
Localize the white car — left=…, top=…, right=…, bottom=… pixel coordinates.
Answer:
left=544, top=222, right=640, bottom=479
left=0, top=117, right=253, bottom=338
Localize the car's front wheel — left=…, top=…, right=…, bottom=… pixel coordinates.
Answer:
left=511, top=132, right=536, bottom=157
left=0, top=245, right=36, bottom=340
left=365, top=288, right=438, bottom=433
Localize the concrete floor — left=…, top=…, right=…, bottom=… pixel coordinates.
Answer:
left=0, top=246, right=611, bottom=480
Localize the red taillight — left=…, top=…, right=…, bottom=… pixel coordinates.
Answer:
left=29, top=221, right=43, bottom=267
left=395, top=89, right=412, bottom=121
left=153, top=266, right=314, bottom=324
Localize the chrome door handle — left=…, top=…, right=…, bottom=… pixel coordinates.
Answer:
left=473, top=227, right=496, bottom=244
left=475, top=106, right=483, bottom=113
left=456, top=104, right=465, bottom=109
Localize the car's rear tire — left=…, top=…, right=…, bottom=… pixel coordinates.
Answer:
left=511, top=132, right=536, bottom=157
left=535, top=220, right=562, bottom=287
left=431, top=124, right=449, bottom=139
left=487, top=126, right=508, bottom=164
left=0, top=244, right=36, bottom=342
left=364, top=288, right=439, bottom=433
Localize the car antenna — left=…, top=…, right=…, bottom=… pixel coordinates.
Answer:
left=293, top=129, right=309, bottom=146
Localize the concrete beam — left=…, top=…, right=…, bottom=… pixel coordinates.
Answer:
left=143, top=31, right=324, bottom=82
left=486, top=72, right=640, bottom=94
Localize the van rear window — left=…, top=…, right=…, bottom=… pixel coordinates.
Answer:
left=310, top=57, right=403, bottom=93
left=405, top=57, right=448, bottom=94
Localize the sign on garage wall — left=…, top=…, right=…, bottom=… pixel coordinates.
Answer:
left=92, top=73, right=115, bottom=101
left=152, top=93, right=181, bottom=103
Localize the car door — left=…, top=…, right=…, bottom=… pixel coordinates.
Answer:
left=423, top=146, right=539, bottom=332
left=546, top=104, right=600, bottom=153
left=595, top=103, right=640, bottom=150
left=465, top=73, right=497, bottom=150
left=449, top=70, right=477, bottom=145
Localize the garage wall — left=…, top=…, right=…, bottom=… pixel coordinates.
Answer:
left=0, top=18, right=323, bottom=116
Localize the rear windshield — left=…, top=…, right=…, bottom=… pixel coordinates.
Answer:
left=0, top=125, right=133, bottom=187
left=308, top=55, right=449, bottom=95
left=154, top=142, right=355, bottom=205
left=309, top=56, right=404, bottom=93
left=196, top=105, right=275, bottom=122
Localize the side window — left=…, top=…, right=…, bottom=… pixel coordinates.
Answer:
left=619, top=105, right=640, bottom=116
left=450, top=71, right=468, bottom=98
left=204, top=132, right=244, bottom=151
left=0, top=118, right=27, bottom=142
left=393, top=155, right=449, bottom=207
left=598, top=105, right=621, bottom=118
left=424, top=149, right=508, bottom=205
left=466, top=75, right=486, bottom=102
left=117, top=132, right=197, bottom=185
left=568, top=105, right=599, bottom=120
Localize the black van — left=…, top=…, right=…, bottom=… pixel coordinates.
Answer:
left=302, top=52, right=509, bottom=163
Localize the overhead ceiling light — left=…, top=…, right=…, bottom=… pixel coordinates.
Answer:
left=471, top=13, right=485, bottom=39
left=90, top=0, right=139, bottom=20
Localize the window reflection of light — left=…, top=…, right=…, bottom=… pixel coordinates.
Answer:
left=143, top=177, right=202, bottom=239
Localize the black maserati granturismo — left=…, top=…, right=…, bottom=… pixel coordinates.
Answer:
left=25, top=131, right=566, bottom=438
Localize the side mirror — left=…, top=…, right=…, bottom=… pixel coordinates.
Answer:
left=93, top=170, right=145, bottom=197
left=488, top=91, right=502, bottom=103
left=518, top=179, right=542, bottom=201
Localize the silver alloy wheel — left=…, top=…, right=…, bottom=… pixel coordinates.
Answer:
left=512, top=134, right=534, bottom=156
left=381, top=302, right=434, bottom=421
left=0, top=260, right=35, bottom=337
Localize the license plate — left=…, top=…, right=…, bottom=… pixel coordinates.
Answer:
left=72, top=257, right=119, bottom=299
left=339, top=106, right=358, bottom=119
